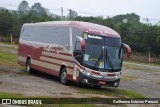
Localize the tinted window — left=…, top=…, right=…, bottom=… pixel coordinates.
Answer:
left=22, top=26, right=70, bottom=45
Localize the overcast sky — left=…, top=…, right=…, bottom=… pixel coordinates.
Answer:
left=0, top=0, right=160, bottom=23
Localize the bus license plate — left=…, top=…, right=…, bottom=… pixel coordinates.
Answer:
left=99, top=81, right=106, bottom=84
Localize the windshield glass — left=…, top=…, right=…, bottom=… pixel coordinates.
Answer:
left=106, top=47, right=122, bottom=69
left=83, top=43, right=104, bottom=68
left=83, top=33, right=122, bottom=71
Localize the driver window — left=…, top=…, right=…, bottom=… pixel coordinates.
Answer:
left=74, top=41, right=82, bottom=63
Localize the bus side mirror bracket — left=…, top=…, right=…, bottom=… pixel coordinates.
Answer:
left=123, top=43, right=131, bottom=58
left=76, top=36, right=85, bottom=51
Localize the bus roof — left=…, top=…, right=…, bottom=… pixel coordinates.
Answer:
left=24, top=21, right=120, bottom=38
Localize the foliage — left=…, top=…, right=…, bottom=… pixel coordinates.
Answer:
left=75, top=14, right=160, bottom=55
left=67, top=9, right=78, bottom=20
left=0, top=0, right=160, bottom=55
left=0, top=9, right=13, bottom=35
left=17, top=0, right=30, bottom=15
left=0, top=1, right=55, bottom=38
left=30, top=2, right=47, bottom=17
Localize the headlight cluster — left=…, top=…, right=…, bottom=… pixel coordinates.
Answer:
left=81, top=70, right=91, bottom=76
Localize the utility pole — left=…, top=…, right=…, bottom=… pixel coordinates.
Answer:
left=68, top=9, right=72, bottom=20
left=10, top=33, right=12, bottom=44
left=148, top=52, right=151, bottom=64
left=61, top=7, right=63, bottom=21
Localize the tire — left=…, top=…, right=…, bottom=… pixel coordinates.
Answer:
left=26, top=59, right=33, bottom=74
left=60, top=68, right=68, bottom=85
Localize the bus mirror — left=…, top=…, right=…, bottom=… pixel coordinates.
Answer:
left=123, top=43, right=131, bottom=58
left=65, top=45, right=70, bottom=50
left=76, top=36, right=86, bottom=51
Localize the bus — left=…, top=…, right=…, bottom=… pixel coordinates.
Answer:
left=18, top=21, right=131, bottom=88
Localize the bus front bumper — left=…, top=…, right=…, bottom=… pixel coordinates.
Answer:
left=79, top=72, right=120, bottom=87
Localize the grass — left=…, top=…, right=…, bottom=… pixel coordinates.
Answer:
left=74, top=87, right=146, bottom=98
left=121, top=75, right=137, bottom=82
left=0, top=92, right=23, bottom=98
left=123, top=62, right=160, bottom=72
left=59, top=92, right=72, bottom=95
left=124, top=52, right=160, bottom=65
left=156, top=79, right=160, bottom=86
left=0, top=92, right=110, bottom=107
left=0, top=92, right=50, bottom=98
left=0, top=81, right=3, bottom=85
left=0, top=47, right=19, bottom=67
left=0, top=41, right=18, bottom=46
left=32, top=104, right=102, bottom=107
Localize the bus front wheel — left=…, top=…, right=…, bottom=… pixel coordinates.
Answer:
left=60, top=68, right=68, bottom=85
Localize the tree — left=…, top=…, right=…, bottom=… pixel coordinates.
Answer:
left=17, top=0, right=30, bottom=15
left=67, top=9, right=78, bottom=20
left=0, top=9, right=13, bottom=35
left=30, top=3, right=47, bottom=16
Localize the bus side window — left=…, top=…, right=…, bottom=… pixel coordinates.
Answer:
left=74, top=41, right=82, bottom=64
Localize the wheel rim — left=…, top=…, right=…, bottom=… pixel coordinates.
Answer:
left=27, top=61, right=31, bottom=72
left=26, top=61, right=30, bottom=72
left=61, top=71, right=67, bottom=83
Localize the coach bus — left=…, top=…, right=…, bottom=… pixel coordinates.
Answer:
left=18, top=21, right=131, bottom=88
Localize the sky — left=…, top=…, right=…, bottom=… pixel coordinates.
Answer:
left=0, top=0, right=160, bottom=23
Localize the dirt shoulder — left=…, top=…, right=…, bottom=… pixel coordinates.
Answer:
left=120, top=67, right=160, bottom=98
left=0, top=66, right=109, bottom=98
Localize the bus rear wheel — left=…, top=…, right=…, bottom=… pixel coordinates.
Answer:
left=60, top=68, right=68, bottom=85
left=26, top=59, right=33, bottom=74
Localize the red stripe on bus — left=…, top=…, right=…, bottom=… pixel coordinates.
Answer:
left=92, top=71, right=100, bottom=75
left=43, top=50, right=72, bottom=56
left=32, top=64, right=59, bottom=76
left=41, top=55, right=73, bottom=63
left=74, top=61, right=84, bottom=69
left=107, top=73, right=115, bottom=76
left=39, top=59, right=74, bottom=70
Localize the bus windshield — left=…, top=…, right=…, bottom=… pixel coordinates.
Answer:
left=83, top=34, right=122, bottom=72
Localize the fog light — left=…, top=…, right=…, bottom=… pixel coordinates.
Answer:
left=114, top=82, right=119, bottom=86
left=83, top=79, right=88, bottom=83
left=114, top=76, right=119, bottom=79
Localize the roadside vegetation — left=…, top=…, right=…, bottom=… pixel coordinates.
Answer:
left=0, top=46, right=19, bottom=67
left=74, top=86, right=146, bottom=98
left=124, top=52, right=160, bottom=65
left=123, top=62, right=160, bottom=72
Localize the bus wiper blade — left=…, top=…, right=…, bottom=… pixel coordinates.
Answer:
left=106, top=49, right=114, bottom=72
left=107, top=55, right=114, bottom=71
left=94, top=49, right=103, bottom=69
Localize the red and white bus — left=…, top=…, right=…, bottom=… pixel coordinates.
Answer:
left=18, top=21, right=131, bottom=88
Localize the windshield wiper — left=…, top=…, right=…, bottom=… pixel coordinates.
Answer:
left=106, top=49, right=114, bottom=71
left=94, top=48, right=103, bottom=69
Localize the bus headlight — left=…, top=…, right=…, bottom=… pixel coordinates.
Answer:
left=86, top=72, right=91, bottom=76
left=81, top=70, right=91, bottom=76
left=114, top=75, right=120, bottom=79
